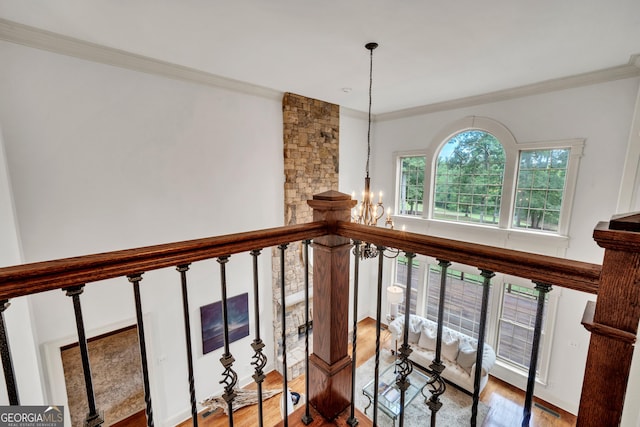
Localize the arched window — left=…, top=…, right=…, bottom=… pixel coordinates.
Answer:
left=433, top=130, right=505, bottom=226
left=394, top=116, right=582, bottom=236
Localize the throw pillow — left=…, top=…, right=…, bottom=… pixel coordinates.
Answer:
left=407, top=316, right=422, bottom=343
left=441, top=336, right=459, bottom=362
left=417, top=326, right=436, bottom=350
left=457, top=341, right=477, bottom=375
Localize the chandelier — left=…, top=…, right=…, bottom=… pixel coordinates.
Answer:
left=352, top=42, right=394, bottom=259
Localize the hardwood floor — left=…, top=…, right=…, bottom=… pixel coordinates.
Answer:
left=175, top=317, right=576, bottom=427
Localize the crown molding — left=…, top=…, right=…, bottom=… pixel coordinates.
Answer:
left=378, top=54, right=640, bottom=122
left=0, top=18, right=283, bottom=102
left=2, top=18, right=638, bottom=122
left=340, top=107, right=368, bottom=120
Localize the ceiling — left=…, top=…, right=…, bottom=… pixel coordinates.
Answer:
left=1, top=0, right=639, bottom=114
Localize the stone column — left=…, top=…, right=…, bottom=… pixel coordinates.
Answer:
left=307, top=191, right=356, bottom=420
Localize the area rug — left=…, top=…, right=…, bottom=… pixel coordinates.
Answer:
left=354, top=353, right=489, bottom=426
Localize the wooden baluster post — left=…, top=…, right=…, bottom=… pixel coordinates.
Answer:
left=578, top=214, right=640, bottom=425
left=306, top=191, right=356, bottom=420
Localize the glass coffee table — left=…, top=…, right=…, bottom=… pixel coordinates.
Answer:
left=362, top=362, right=430, bottom=426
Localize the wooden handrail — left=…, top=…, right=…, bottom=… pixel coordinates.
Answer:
left=0, top=221, right=328, bottom=299
left=0, top=219, right=603, bottom=300
left=337, top=222, right=601, bottom=294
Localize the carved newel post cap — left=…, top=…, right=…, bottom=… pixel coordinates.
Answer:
left=312, top=190, right=353, bottom=201
left=308, top=191, right=357, bottom=214
left=608, top=211, right=640, bottom=231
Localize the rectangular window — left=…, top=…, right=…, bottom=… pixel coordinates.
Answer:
left=424, top=265, right=487, bottom=339
left=497, top=283, right=547, bottom=370
left=394, top=256, right=419, bottom=315
left=513, top=149, right=569, bottom=232
left=398, top=156, right=426, bottom=216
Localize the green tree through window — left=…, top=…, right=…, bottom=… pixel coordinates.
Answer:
left=434, top=131, right=505, bottom=225
left=399, top=156, right=426, bottom=215
left=513, top=149, right=568, bottom=232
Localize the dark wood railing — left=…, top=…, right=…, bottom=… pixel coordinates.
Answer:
left=0, top=191, right=639, bottom=427
left=0, top=222, right=327, bottom=299
left=337, top=221, right=601, bottom=294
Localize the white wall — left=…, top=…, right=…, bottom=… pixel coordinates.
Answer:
left=338, top=111, right=379, bottom=326
left=0, top=125, right=44, bottom=405
left=371, top=77, right=640, bottom=415
left=0, top=40, right=285, bottom=425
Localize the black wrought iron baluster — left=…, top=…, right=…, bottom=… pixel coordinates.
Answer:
left=346, top=240, right=361, bottom=427
left=396, top=252, right=416, bottom=427
left=278, top=244, right=289, bottom=426
left=176, top=264, right=197, bottom=427
left=471, top=269, right=493, bottom=427
left=372, top=245, right=385, bottom=427
left=217, top=256, right=238, bottom=427
left=522, top=282, right=552, bottom=427
left=63, top=286, right=103, bottom=427
left=302, top=240, right=313, bottom=425
left=128, top=274, right=154, bottom=427
left=249, top=249, right=267, bottom=427
left=425, top=260, right=450, bottom=427
left=0, top=300, right=18, bottom=405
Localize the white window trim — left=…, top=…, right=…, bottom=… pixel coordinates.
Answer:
left=394, top=149, right=428, bottom=218
left=508, top=139, right=584, bottom=236
left=390, top=257, right=558, bottom=385
left=425, top=116, right=519, bottom=227
left=492, top=274, right=559, bottom=385
left=393, top=116, right=584, bottom=240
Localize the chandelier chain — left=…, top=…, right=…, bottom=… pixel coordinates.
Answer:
left=366, top=44, right=374, bottom=179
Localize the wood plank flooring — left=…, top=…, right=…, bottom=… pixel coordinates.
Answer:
left=172, top=317, right=576, bottom=427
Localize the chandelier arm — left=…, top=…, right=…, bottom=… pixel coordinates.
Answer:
left=383, top=247, right=401, bottom=259
left=374, top=204, right=385, bottom=222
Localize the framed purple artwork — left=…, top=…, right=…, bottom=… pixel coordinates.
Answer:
left=200, top=293, right=250, bottom=354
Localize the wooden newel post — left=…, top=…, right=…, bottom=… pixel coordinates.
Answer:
left=578, top=213, right=640, bottom=426
left=307, top=191, right=357, bottom=420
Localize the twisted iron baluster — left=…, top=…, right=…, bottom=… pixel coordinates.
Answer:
left=372, top=245, right=386, bottom=427
left=176, top=264, right=197, bottom=426
left=64, top=286, right=103, bottom=427
left=128, top=274, right=154, bottom=427
left=217, top=256, right=238, bottom=426
left=302, top=240, right=313, bottom=425
left=471, top=269, right=493, bottom=427
left=346, top=240, right=361, bottom=427
left=426, top=260, right=451, bottom=426
left=278, top=244, right=289, bottom=426
left=522, top=282, right=552, bottom=427
left=396, top=252, right=416, bottom=427
left=0, top=300, right=19, bottom=405
left=249, top=249, right=267, bottom=427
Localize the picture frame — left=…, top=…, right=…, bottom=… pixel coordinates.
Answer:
left=200, top=293, right=249, bottom=354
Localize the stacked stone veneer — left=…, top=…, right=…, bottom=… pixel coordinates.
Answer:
left=273, top=93, right=339, bottom=379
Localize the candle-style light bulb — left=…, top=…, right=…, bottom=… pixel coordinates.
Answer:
left=378, top=191, right=382, bottom=203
